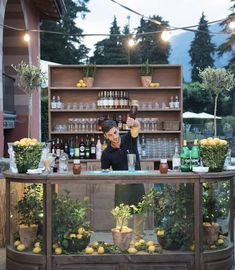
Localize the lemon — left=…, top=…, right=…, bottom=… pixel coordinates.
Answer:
left=78, top=227, right=85, bottom=234
left=127, top=247, right=138, bottom=254
left=149, top=83, right=155, bottom=87
left=55, top=247, right=62, bottom=255
left=79, top=79, right=84, bottom=84
left=52, top=243, right=58, bottom=249
left=69, top=233, right=76, bottom=238
left=14, top=240, right=21, bottom=247
left=148, top=245, right=156, bottom=253
left=156, top=230, right=165, bottom=236
left=155, top=82, right=160, bottom=87
left=17, top=244, right=26, bottom=252
left=34, top=242, right=41, bottom=248
left=82, top=83, right=87, bottom=87
left=76, top=234, right=82, bottom=239
left=146, top=240, right=154, bottom=247
left=134, top=242, right=141, bottom=248
left=85, top=247, right=94, bottom=254
left=32, top=247, right=42, bottom=254
left=76, top=83, right=82, bottom=87
left=210, top=245, right=216, bottom=249
left=97, top=246, right=105, bottom=254
left=139, top=239, right=145, bottom=244
left=92, top=241, right=99, bottom=248
left=190, top=244, right=195, bottom=251
left=217, top=238, right=224, bottom=245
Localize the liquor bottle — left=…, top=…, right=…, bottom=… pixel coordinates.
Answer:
left=90, top=136, right=97, bottom=159
left=51, top=140, right=56, bottom=155
left=114, top=91, right=119, bottom=109
left=102, top=139, right=107, bottom=152
left=141, top=134, right=146, bottom=159
left=51, top=96, right=57, bottom=109
left=56, top=96, right=62, bottom=109
left=55, top=138, right=61, bottom=157
left=85, top=136, right=91, bottom=159
left=120, top=91, right=124, bottom=109
left=117, top=115, right=123, bottom=130
left=174, top=95, right=180, bottom=108
left=100, top=91, right=104, bottom=109
left=172, top=145, right=181, bottom=171
left=64, top=140, right=69, bottom=156
left=96, top=136, right=102, bottom=160
left=60, top=139, right=64, bottom=152
left=103, top=91, right=107, bottom=109
left=180, top=140, right=191, bottom=172
left=109, top=91, right=114, bottom=108
left=129, top=100, right=139, bottom=119
left=191, top=139, right=200, bottom=168
left=122, top=115, right=128, bottom=130
left=169, top=96, right=174, bottom=108
left=79, top=137, right=85, bottom=159
left=97, top=92, right=101, bottom=108
left=69, top=137, right=75, bottom=159
left=74, top=136, right=80, bottom=159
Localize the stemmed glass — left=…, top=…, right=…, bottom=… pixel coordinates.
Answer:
left=43, top=153, right=54, bottom=173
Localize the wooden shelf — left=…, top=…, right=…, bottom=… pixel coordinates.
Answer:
left=49, top=109, right=181, bottom=113
left=50, top=86, right=181, bottom=90
left=50, top=130, right=182, bottom=135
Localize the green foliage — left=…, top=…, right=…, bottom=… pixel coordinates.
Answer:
left=15, top=184, right=43, bottom=226
left=136, top=16, right=170, bottom=64
left=52, top=191, right=90, bottom=243
left=40, top=0, right=90, bottom=64
left=41, top=96, right=48, bottom=142
left=203, top=182, right=230, bottom=223
left=154, top=184, right=194, bottom=250
left=83, top=63, right=96, bottom=77
left=140, top=59, right=152, bottom=76
left=11, top=61, right=46, bottom=96
left=111, top=203, right=133, bottom=231
left=189, top=13, right=215, bottom=82
left=130, top=189, right=155, bottom=214
left=222, top=115, right=235, bottom=131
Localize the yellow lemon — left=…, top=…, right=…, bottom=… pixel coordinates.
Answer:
left=32, top=247, right=42, bottom=254
left=154, top=82, right=160, bottom=87
left=85, top=247, right=94, bottom=254
left=52, top=243, right=58, bottom=249
left=14, top=240, right=21, bottom=247
left=17, top=244, right=26, bottom=252
left=199, top=139, right=207, bottom=145
left=148, top=245, right=156, bottom=253
left=139, top=239, right=145, bottom=244
left=146, top=240, right=154, bottom=247
left=69, top=233, right=76, bottom=238
left=55, top=247, right=62, bottom=255
left=190, top=244, right=195, bottom=251
left=34, top=242, right=41, bottom=248
left=79, top=79, right=84, bottom=84
left=78, top=227, right=85, bottom=234
left=149, top=83, right=155, bottom=87
left=156, top=230, right=165, bottom=237
left=97, top=246, right=105, bottom=254
left=92, top=241, right=99, bottom=248
left=76, top=83, right=82, bottom=87
left=76, top=234, right=82, bottom=239
left=134, top=242, right=141, bottom=248
left=217, top=239, right=224, bottom=245
left=210, top=245, right=216, bottom=249
left=219, top=139, right=227, bottom=145
left=127, top=247, right=138, bottom=254
left=82, top=83, right=87, bottom=87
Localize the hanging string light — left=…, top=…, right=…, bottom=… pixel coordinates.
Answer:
left=161, top=30, right=171, bottom=42
left=23, top=31, right=30, bottom=42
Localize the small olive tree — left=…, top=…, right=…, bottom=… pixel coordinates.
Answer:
left=12, top=61, right=46, bottom=137
left=199, top=67, right=235, bottom=137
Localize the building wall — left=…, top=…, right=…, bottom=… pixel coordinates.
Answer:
left=1, top=0, right=41, bottom=156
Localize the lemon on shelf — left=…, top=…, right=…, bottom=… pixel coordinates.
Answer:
left=55, top=247, right=62, bottom=255
left=32, top=246, right=42, bottom=254
left=76, top=79, right=87, bottom=88
left=149, top=82, right=160, bottom=87
left=16, top=243, right=26, bottom=252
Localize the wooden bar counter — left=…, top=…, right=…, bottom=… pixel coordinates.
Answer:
left=4, top=170, right=235, bottom=270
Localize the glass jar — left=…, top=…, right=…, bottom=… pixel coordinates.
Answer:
left=73, top=159, right=81, bottom=174
left=160, top=159, right=168, bottom=174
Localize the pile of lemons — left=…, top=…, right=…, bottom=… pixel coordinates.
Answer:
left=128, top=239, right=162, bottom=254
left=76, top=79, right=87, bottom=88
left=14, top=240, right=25, bottom=252
left=199, top=137, right=227, bottom=146
left=149, top=82, right=160, bottom=87
left=14, top=239, right=42, bottom=253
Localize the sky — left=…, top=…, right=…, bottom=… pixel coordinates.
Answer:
left=77, top=0, right=232, bottom=55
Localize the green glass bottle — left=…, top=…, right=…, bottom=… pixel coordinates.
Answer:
left=191, top=139, right=200, bottom=168
left=180, top=140, right=191, bottom=172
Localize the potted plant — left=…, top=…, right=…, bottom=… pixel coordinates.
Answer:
left=15, top=184, right=43, bottom=248
left=83, top=62, right=96, bottom=87
left=12, top=61, right=46, bottom=138
left=52, top=191, right=92, bottom=253
left=111, top=203, right=133, bottom=250
left=13, top=138, right=43, bottom=173
left=140, top=59, right=152, bottom=87
left=199, top=67, right=235, bottom=137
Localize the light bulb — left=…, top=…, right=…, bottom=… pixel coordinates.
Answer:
left=23, top=32, right=30, bottom=42
left=226, top=20, right=235, bottom=33
left=161, top=30, right=171, bottom=42
left=128, top=38, right=135, bottom=47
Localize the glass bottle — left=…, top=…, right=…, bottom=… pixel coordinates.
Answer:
left=191, top=139, right=200, bottom=168
left=96, top=136, right=102, bottom=160
left=51, top=96, right=57, bottom=109
left=58, top=150, right=68, bottom=174
left=74, top=136, right=80, bottom=159
left=73, top=159, right=81, bottom=174
left=79, top=137, right=85, bottom=159
left=69, top=137, right=75, bottom=159
left=141, top=134, right=146, bottom=159
left=180, top=140, right=191, bottom=172
left=85, top=135, right=91, bottom=159
left=160, top=159, right=168, bottom=174
left=172, top=145, right=181, bottom=171
left=90, top=136, right=97, bottom=159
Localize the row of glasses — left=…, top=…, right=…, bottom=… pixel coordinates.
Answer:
left=140, top=138, right=179, bottom=159
left=137, top=118, right=162, bottom=131
left=139, top=101, right=177, bottom=110
left=65, top=102, right=96, bottom=110
left=67, top=118, right=97, bottom=132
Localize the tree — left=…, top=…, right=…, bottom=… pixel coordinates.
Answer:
left=199, top=67, right=235, bottom=136
left=91, top=17, right=127, bottom=64
left=136, top=16, right=171, bottom=64
left=189, top=13, right=215, bottom=82
left=40, top=0, right=90, bottom=64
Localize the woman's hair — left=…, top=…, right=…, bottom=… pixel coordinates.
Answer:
left=102, top=119, right=117, bottom=134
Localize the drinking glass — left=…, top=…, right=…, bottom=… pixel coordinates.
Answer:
left=127, top=154, right=136, bottom=171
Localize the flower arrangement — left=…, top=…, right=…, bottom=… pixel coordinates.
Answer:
left=199, top=137, right=229, bottom=172
left=13, top=138, right=43, bottom=173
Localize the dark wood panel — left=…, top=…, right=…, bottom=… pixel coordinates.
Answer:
left=6, top=258, right=41, bottom=270
left=54, top=264, right=118, bottom=270
left=206, top=256, right=233, bottom=270
left=129, top=264, right=190, bottom=270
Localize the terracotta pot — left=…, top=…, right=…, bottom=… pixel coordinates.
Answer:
left=140, top=76, right=152, bottom=87
left=83, top=77, right=94, bottom=87
left=19, top=224, right=38, bottom=248
left=203, top=223, right=220, bottom=244
left=112, top=227, right=133, bottom=250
